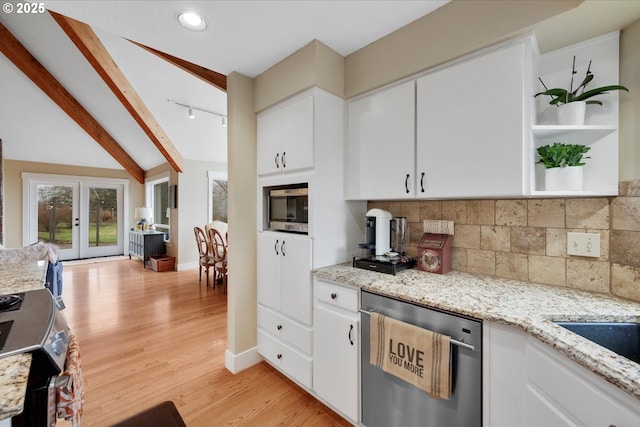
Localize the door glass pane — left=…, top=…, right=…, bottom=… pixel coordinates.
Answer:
left=88, top=187, right=118, bottom=247
left=37, top=185, right=73, bottom=248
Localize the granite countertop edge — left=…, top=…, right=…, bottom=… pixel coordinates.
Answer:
left=313, top=262, right=640, bottom=401
left=0, top=261, right=49, bottom=420
left=0, top=353, right=32, bottom=420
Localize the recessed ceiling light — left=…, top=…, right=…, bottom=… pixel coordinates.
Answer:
left=177, top=11, right=207, bottom=31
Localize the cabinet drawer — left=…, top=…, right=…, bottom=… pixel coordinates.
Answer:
left=314, top=279, right=359, bottom=312
left=258, top=329, right=312, bottom=389
left=257, top=305, right=312, bottom=354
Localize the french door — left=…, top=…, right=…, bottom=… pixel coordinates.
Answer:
left=23, top=174, right=127, bottom=260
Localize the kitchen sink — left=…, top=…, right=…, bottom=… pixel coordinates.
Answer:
left=555, top=321, right=640, bottom=364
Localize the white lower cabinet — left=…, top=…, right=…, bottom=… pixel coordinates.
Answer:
left=313, top=279, right=360, bottom=423
left=258, top=329, right=312, bottom=388
left=484, top=322, right=640, bottom=427
left=257, top=232, right=313, bottom=388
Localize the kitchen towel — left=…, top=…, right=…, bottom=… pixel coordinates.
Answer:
left=56, top=334, right=85, bottom=427
left=370, top=312, right=452, bottom=400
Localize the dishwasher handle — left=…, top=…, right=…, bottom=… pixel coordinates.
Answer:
left=359, top=308, right=476, bottom=352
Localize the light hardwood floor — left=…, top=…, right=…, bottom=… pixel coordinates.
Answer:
left=61, top=259, right=350, bottom=426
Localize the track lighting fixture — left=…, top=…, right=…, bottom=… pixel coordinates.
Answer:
left=168, top=99, right=226, bottom=127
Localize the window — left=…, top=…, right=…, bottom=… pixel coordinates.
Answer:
left=208, top=171, right=228, bottom=223
left=146, top=174, right=170, bottom=234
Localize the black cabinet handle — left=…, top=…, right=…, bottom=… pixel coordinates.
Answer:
left=275, top=153, right=280, bottom=168
left=274, top=239, right=279, bottom=255
left=282, top=151, right=286, bottom=168
left=330, top=293, right=337, bottom=300
left=420, top=172, right=426, bottom=193
left=405, top=174, right=410, bottom=194
left=281, top=241, right=285, bottom=256
left=277, top=353, right=282, bottom=360
left=348, top=324, right=354, bottom=346
left=277, top=324, right=282, bottom=331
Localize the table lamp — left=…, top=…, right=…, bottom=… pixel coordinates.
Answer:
left=135, top=207, right=153, bottom=231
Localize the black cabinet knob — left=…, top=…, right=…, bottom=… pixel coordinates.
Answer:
left=330, top=293, right=337, bottom=299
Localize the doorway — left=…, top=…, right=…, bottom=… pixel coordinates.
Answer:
left=23, top=173, right=128, bottom=260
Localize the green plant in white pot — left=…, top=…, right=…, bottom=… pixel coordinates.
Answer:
left=534, top=56, right=629, bottom=125
left=537, top=143, right=591, bottom=191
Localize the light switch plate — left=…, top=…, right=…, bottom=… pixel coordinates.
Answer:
left=567, top=232, right=600, bottom=257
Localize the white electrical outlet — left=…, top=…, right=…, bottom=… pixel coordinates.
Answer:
left=567, top=232, right=600, bottom=257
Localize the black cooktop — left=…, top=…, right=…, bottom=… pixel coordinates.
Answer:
left=0, top=294, right=23, bottom=312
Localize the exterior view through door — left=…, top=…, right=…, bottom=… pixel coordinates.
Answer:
left=23, top=173, right=127, bottom=260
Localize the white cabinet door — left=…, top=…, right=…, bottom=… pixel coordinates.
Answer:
left=282, top=96, right=314, bottom=174
left=257, top=108, right=283, bottom=176
left=417, top=42, right=527, bottom=198
left=484, top=322, right=640, bottom=427
left=280, top=234, right=312, bottom=325
left=313, top=303, right=359, bottom=422
left=346, top=80, right=416, bottom=200
left=257, top=95, right=314, bottom=177
left=257, top=233, right=282, bottom=311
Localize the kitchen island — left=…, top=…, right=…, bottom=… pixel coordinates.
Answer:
left=313, top=263, right=640, bottom=401
left=0, top=251, right=50, bottom=421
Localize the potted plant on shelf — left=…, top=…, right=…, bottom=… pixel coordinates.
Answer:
left=536, top=142, right=591, bottom=191
left=534, top=56, right=629, bottom=125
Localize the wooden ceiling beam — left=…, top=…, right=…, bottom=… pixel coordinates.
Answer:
left=0, top=22, right=145, bottom=184
left=128, top=41, right=227, bottom=92
left=49, top=11, right=184, bottom=173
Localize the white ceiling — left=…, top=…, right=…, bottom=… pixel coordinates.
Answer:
left=0, top=1, right=449, bottom=172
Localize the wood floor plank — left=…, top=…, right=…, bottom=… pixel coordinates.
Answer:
left=60, top=260, right=350, bottom=426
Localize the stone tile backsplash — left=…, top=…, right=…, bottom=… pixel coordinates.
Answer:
left=368, top=180, right=640, bottom=303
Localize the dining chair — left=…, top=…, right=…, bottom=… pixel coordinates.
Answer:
left=207, top=227, right=228, bottom=293
left=193, top=226, right=216, bottom=287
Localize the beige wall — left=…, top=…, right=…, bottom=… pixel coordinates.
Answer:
left=254, top=40, right=344, bottom=112
left=3, top=159, right=143, bottom=248
left=620, top=18, right=640, bottom=181
left=226, top=72, right=257, bottom=358
left=344, top=0, right=582, bottom=98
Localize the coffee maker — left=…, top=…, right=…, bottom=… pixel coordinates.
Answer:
left=354, top=209, right=416, bottom=275
left=359, top=208, right=392, bottom=256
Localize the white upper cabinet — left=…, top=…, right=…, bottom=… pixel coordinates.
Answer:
left=417, top=39, right=533, bottom=198
left=345, top=35, right=536, bottom=200
left=346, top=81, right=416, bottom=200
left=258, top=95, right=314, bottom=176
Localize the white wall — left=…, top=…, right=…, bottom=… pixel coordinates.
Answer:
left=176, top=158, right=227, bottom=269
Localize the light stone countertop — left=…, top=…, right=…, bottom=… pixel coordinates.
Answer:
left=0, top=260, right=47, bottom=420
left=0, top=354, right=32, bottom=419
left=313, top=263, right=640, bottom=400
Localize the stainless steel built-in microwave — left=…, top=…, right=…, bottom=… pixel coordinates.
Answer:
left=268, top=186, right=308, bottom=233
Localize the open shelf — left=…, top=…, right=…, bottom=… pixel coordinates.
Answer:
left=532, top=125, right=617, bottom=144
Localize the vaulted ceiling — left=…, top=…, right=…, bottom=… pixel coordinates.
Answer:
left=0, top=1, right=449, bottom=181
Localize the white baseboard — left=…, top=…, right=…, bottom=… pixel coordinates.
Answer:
left=225, top=346, right=262, bottom=374
left=177, top=261, right=198, bottom=271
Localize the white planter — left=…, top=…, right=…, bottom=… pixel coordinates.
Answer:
left=545, top=166, right=583, bottom=191
left=556, top=101, right=586, bottom=125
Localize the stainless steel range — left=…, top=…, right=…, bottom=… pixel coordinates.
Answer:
left=0, top=288, right=71, bottom=426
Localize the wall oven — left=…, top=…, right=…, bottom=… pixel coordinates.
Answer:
left=361, top=290, right=482, bottom=427
left=267, top=185, right=308, bottom=234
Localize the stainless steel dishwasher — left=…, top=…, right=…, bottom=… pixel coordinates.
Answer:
left=361, top=290, right=482, bottom=427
